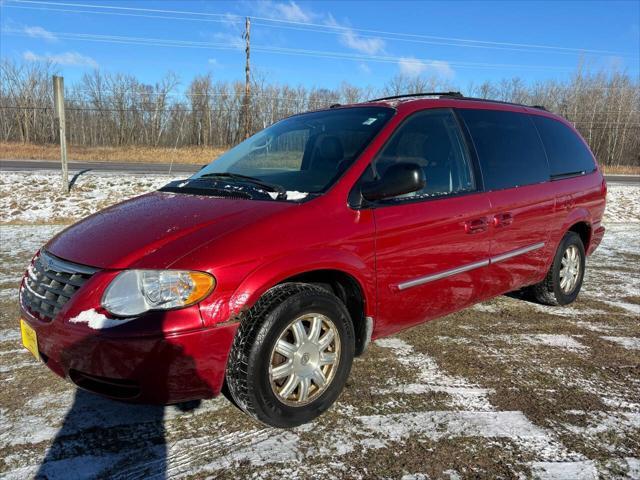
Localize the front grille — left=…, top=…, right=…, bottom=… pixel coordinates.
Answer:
left=20, top=250, right=99, bottom=322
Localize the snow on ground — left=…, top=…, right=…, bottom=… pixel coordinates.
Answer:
left=604, top=184, right=640, bottom=223
left=0, top=171, right=638, bottom=478
left=0, top=171, right=179, bottom=224
left=600, top=336, right=640, bottom=350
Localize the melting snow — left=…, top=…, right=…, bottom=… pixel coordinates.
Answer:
left=529, top=461, right=598, bottom=480
left=375, top=337, right=495, bottom=411
left=600, top=336, right=640, bottom=350
left=492, top=334, right=587, bottom=351
left=285, top=190, right=308, bottom=200
left=603, top=185, right=640, bottom=223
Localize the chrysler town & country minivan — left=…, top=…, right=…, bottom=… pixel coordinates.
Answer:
left=19, top=92, right=606, bottom=427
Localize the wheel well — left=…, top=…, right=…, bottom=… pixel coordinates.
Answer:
left=281, top=270, right=368, bottom=356
left=568, top=222, right=591, bottom=250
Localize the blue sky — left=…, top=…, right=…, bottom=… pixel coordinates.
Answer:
left=1, top=0, right=638, bottom=92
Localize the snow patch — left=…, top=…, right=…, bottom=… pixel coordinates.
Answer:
left=529, top=461, right=598, bottom=480
left=68, top=309, right=136, bottom=329
left=285, top=190, right=308, bottom=200
left=603, top=185, right=640, bottom=223
left=359, top=411, right=549, bottom=442
left=492, top=334, right=587, bottom=351
left=600, top=336, right=640, bottom=350
left=375, top=337, right=495, bottom=411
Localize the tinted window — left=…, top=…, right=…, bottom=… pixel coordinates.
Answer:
left=459, top=109, right=549, bottom=190
left=373, top=109, right=476, bottom=200
left=532, top=115, right=596, bottom=177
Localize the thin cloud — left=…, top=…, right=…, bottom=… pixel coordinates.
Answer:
left=251, top=0, right=313, bottom=23
left=325, top=15, right=385, bottom=56
left=273, top=1, right=312, bottom=22
left=341, top=29, right=385, bottom=55
left=23, top=50, right=98, bottom=68
left=398, top=57, right=454, bottom=78
left=23, top=25, right=58, bottom=42
left=358, top=62, right=372, bottom=74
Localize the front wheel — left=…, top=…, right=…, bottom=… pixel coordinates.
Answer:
left=526, top=231, right=586, bottom=306
left=225, top=283, right=355, bottom=428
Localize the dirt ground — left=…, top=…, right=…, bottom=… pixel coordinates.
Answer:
left=0, top=173, right=638, bottom=479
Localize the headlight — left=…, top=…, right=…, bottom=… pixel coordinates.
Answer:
left=102, top=270, right=215, bottom=317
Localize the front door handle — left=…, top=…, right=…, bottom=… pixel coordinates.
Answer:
left=493, top=213, right=513, bottom=228
left=465, top=218, right=489, bottom=234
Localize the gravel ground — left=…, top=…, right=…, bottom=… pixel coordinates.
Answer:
left=0, top=172, right=638, bottom=479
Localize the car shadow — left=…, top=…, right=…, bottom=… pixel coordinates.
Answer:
left=35, top=315, right=210, bottom=479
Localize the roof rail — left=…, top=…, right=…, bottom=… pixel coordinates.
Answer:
left=364, top=92, right=547, bottom=111
left=367, top=91, right=464, bottom=102
left=438, top=95, right=548, bottom=111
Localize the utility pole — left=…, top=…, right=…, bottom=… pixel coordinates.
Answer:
left=53, top=75, right=69, bottom=194
left=243, top=17, right=251, bottom=139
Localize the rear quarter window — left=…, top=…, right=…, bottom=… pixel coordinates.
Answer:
left=459, top=109, right=549, bottom=190
left=531, top=115, right=596, bottom=178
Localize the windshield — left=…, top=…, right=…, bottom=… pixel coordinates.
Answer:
left=193, top=107, right=394, bottom=196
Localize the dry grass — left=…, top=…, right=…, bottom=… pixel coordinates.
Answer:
left=2, top=142, right=639, bottom=174
left=601, top=164, right=640, bottom=175
left=0, top=142, right=226, bottom=165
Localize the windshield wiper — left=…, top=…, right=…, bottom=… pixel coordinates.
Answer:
left=199, top=172, right=285, bottom=197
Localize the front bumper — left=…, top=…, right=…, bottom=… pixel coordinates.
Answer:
left=19, top=305, right=238, bottom=405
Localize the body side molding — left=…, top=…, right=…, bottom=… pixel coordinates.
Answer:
left=394, top=242, right=546, bottom=291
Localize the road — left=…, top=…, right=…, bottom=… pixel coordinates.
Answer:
left=0, top=159, right=200, bottom=174
left=1, top=159, right=638, bottom=184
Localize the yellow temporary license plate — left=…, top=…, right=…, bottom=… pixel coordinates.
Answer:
left=20, top=319, right=40, bottom=361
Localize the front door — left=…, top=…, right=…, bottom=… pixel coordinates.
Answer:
left=367, top=109, right=492, bottom=338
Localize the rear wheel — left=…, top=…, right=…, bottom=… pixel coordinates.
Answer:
left=225, top=283, right=354, bottom=428
left=526, top=231, right=586, bottom=306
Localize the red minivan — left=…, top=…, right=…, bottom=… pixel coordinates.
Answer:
left=19, top=93, right=606, bottom=427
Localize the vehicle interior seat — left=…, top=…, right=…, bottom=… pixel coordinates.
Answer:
left=422, top=134, right=454, bottom=194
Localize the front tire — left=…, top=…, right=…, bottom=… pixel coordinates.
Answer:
left=225, top=283, right=355, bottom=428
left=527, top=231, right=586, bottom=306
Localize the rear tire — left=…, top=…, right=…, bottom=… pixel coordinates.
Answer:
left=225, top=283, right=355, bottom=428
left=526, top=231, right=585, bottom=306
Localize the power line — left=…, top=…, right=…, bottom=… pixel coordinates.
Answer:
left=6, top=0, right=634, bottom=57
left=6, top=3, right=630, bottom=59
left=2, top=29, right=580, bottom=72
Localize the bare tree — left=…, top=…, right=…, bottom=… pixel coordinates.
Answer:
left=1, top=59, right=637, bottom=166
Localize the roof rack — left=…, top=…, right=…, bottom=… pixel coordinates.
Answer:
left=367, top=91, right=463, bottom=102
left=366, top=92, right=547, bottom=111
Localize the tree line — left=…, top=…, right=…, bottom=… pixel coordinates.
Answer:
left=1, top=59, right=638, bottom=166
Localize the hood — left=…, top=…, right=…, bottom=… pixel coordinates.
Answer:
left=46, top=191, right=293, bottom=269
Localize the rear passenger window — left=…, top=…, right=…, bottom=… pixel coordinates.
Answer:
left=459, top=109, right=549, bottom=190
left=373, top=109, right=476, bottom=200
left=531, top=115, right=596, bottom=178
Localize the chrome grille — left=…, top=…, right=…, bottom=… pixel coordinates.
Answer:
left=20, top=250, right=99, bottom=322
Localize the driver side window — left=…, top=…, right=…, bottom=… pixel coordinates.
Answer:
left=373, top=109, right=476, bottom=200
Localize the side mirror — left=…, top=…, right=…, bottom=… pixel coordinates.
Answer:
left=361, top=162, right=426, bottom=202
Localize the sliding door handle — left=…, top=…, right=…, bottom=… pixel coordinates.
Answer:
left=464, top=218, right=489, bottom=234
left=493, top=213, right=513, bottom=228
